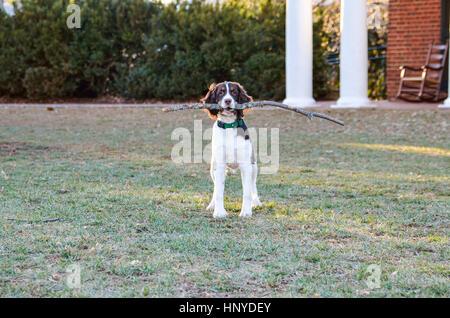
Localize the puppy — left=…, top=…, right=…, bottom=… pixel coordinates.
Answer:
left=202, top=81, right=262, bottom=218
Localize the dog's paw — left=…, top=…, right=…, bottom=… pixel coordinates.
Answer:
left=213, top=207, right=228, bottom=218
left=239, top=208, right=252, bottom=217
left=251, top=197, right=262, bottom=208
left=206, top=200, right=215, bottom=211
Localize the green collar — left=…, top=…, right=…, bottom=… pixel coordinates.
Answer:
left=217, top=119, right=244, bottom=129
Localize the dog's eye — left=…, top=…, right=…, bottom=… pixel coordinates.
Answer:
left=218, top=91, right=224, bottom=96
left=231, top=90, right=238, bottom=95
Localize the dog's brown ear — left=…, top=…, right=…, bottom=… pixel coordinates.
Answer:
left=201, top=83, right=218, bottom=104
left=204, top=108, right=219, bottom=119
left=201, top=83, right=219, bottom=119
left=236, top=83, right=253, bottom=104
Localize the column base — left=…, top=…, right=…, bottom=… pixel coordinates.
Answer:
left=438, top=98, right=450, bottom=108
left=331, top=97, right=374, bottom=108
left=283, top=97, right=316, bottom=108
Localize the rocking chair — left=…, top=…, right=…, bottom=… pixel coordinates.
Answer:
left=396, top=40, right=449, bottom=102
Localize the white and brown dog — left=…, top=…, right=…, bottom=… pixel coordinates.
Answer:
left=202, top=82, right=262, bottom=218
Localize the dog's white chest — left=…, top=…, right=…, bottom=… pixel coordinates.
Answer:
left=211, top=123, right=253, bottom=165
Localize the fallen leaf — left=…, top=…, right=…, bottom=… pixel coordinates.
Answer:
left=1, top=170, right=8, bottom=180
left=360, top=290, right=370, bottom=295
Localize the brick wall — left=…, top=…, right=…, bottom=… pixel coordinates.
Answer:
left=386, top=0, right=442, bottom=99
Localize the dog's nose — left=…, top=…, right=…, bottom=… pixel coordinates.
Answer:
left=224, top=99, right=232, bottom=106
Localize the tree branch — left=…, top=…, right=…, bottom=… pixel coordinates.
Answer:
left=163, top=101, right=344, bottom=126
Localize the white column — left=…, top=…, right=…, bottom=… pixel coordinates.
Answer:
left=283, top=0, right=315, bottom=107
left=332, top=0, right=372, bottom=108
left=439, top=47, right=450, bottom=108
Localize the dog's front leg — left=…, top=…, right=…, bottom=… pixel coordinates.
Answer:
left=239, top=163, right=253, bottom=217
left=206, top=159, right=216, bottom=211
left=213, top=162, right=227, bottom=218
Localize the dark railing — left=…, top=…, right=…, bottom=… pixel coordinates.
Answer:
left=326, top=45, right=387, bottom=65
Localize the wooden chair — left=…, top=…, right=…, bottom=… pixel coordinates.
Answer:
left=396, top=40, right=449, bottom=102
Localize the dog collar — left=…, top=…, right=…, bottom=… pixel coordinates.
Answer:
left=217, top=119, right=246, bottom=129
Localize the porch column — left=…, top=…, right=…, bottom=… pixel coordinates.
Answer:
left=439, top=47, right=450, bottom=108
left=283, top=0, right=315, bottom=107
left=332, top=0, right=372, bottom=108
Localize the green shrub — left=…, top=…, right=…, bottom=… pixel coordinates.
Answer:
left=0, top=0, right=73, bottom=99
left=0, top=9, right=26, bottom=96
left=312, top=8, right=332, bottom=99
left=0, top=0, right=333, bottom=101
left=23, top=67, right=67, bottom=99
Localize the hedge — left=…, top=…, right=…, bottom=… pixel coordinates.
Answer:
left=0, top=0, right=332, bottom=101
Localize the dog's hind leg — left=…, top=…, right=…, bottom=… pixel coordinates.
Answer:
left=206, top=159, right=216, bottom=211
left=213, top=163, right=228, bottom=218
left=251, top=163, right=262, bottom=207
left=239, top=163, right=253, bottom=217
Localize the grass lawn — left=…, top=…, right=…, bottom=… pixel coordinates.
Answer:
left=0, top=106, right=449, bottom=297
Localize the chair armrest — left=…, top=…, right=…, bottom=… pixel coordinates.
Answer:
left=424, top=64, right=443, bottom=71
left=399, top=65, right=423, bottom=71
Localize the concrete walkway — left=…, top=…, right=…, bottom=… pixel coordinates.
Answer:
left=0, top=100, right=448, bottom=110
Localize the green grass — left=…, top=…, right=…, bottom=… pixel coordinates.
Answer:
left=0, top=107, right=449, bottom=297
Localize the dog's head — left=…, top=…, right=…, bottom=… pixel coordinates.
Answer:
left=201, top=82, right=253, bottom=119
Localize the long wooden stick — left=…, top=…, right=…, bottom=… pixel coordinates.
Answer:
left=163, top=101, right=344, bottom=126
